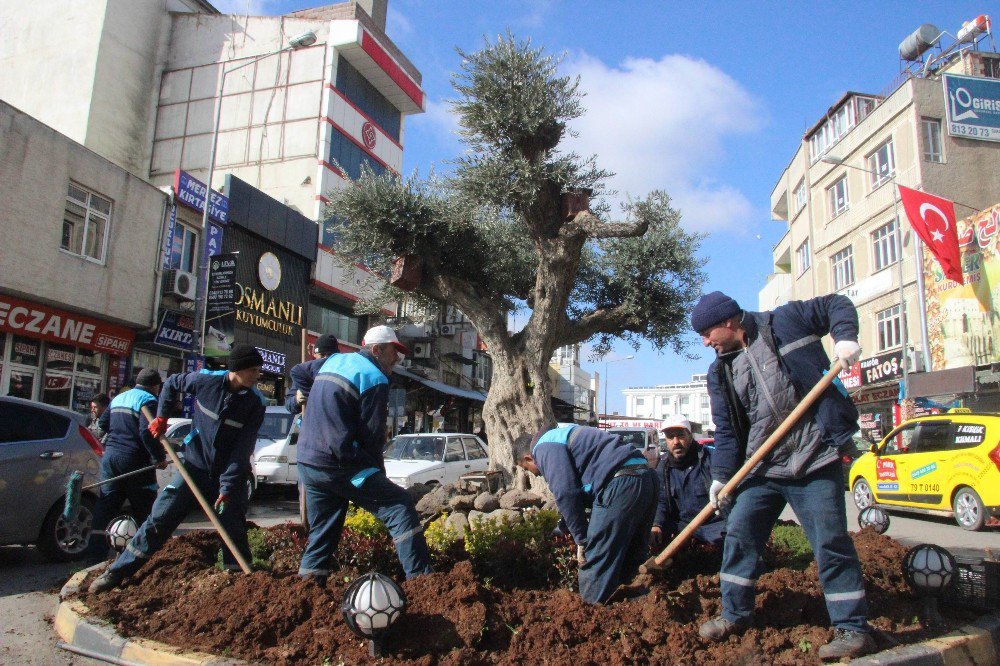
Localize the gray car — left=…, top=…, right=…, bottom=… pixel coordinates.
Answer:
left=0, top=396, right=103, bottom=561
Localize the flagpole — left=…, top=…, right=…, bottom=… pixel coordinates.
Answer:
left=893, top=181, right=910, bottom=398
left=914, top=237, right=933, bottom=372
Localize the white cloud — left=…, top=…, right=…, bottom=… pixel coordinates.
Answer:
left=563, top=53, right=765, bottom=233
left=386, top=7, right=414, bottom=38
left=411, top=98, right=464, bottom=159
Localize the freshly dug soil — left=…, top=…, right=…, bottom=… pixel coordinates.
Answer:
left=82, top=525, right=978, bottom=665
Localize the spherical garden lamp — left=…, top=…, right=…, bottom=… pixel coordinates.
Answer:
left=902, top=543, right=955, bottom=625
left=342, top=572, right=407, bottom=656
left=857, top=505, right=890, bottom=534
left=106, top=515, right=138, bottom=552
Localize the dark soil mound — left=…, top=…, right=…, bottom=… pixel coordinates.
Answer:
left=82, top=525, right=978, bottom=665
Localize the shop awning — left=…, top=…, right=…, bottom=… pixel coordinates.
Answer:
left=393, top=367, right=487, bottom=402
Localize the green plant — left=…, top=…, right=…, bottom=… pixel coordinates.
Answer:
left=344, top=506, right=388, bottom=538
left=767, top=524, right=813, bottom=571
left=425, top=513, right=462, bottom=552
left=247, top=527, right=273, bottom=570
left=464, top=516, right=508, bottom=561
left=798, top=637, right=812, bottom=653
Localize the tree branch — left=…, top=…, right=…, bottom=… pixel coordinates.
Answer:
left=566, top=211, right=648, bottom=239
left=559, top=305, right=635, bottom=347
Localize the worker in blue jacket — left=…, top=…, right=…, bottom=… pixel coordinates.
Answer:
left=296, top=325, right=431, bottom=582
left=89, top=345, right=265, bottom=593
left=85, top=368, right=167, bottom=562
left=517, top=424, right=657, bottom=604
left=284, top=333, right=339, bottom=414
left=651, top=414, right=725, bottom=551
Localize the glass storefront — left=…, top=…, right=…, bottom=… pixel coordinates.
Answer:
left=0, top=331, right=106, bottom=414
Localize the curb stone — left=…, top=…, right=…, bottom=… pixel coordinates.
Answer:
left=56, top=565, right=998, bottom=665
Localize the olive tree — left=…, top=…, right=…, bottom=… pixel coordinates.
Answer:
left=325, top=36, right=704, bottom=479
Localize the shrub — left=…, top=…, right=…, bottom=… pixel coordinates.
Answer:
left=767, top=524, right=813, bottom=571
left=344, top=505, right=388, bottom=538
left=265, top=522, right=308, bottom=573
left=340, top=506, right=400, bottom=577
left=464, top=510, right=567, bottom=588
left=247, top=527, right=273, bottom=570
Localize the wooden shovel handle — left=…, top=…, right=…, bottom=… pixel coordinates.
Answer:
left=143, top=406, right=253, bottom=573
left=647, top=360, right=846, bottom=568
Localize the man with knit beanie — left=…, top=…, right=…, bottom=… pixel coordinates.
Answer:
left=284, top=333, right=339, bottom=415
left=690, top=291, right=873, bottom=661
left=85, top=368, right=166, bottom=562
left=90, top=345, right=265, bottom=593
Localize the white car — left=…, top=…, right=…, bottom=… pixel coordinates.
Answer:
left=251, top=406, right=297, bottom=489
left=384, top=433, right=490, bottom=489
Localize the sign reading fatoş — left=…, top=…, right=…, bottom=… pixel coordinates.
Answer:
left=944, top=74, right=1000, bottom=142
left=0, top=294, right=134, bottom=355
left=173, top=169, right=229, bottom=223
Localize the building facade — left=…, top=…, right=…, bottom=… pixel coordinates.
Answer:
left=549, top=344, right=597, bottom=424
left=623, top=374, right=714, bottom=434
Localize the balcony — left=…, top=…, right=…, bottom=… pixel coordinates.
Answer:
left=758, top=272, right=793, bottom=310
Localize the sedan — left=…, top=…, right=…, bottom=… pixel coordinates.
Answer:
left=0, top=396, right=103, bottom=561
left=384, top=433, right=490, bottom=489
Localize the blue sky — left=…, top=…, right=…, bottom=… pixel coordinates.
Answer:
left=218, top=0, right=991, bottom=413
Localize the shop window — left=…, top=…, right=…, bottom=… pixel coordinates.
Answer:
left=307, top=301, right=365, bottom=346
left=329, top=129, right=387, bottom=181
left=76, top=348, right=105, bottom=375
left=46, top=343, right=76, bottom=372
left=11, top=335, right=41, bottom=366
left=62, top=183, right=111, bottom=263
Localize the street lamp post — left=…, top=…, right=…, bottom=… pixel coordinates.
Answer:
left=192, top=31, right=317, bottom=356
left=602, top=355, right=635, bottom=418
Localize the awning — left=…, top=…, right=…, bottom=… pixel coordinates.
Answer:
left=393, top=367, right=487, bottom=402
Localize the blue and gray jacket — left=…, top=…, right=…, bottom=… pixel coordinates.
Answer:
left=655, top=446, right=725, bottom=546
left=297, top=349, right=389, bottom=473
left=157, top=371, right=265, bottom=498
left=103, top=387, right=163, bottom=463
left=532, top=425, right=641, bottom=546
left=283, top=357, right=328, bottom=414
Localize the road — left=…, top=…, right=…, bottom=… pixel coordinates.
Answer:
left=2, top=489, right=997, bottom=665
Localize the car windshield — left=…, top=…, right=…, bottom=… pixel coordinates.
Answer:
left=384, top=436, right=446, bottom=461
left=614, top=431, right=647, bottom=448
left=258, top=413, right=293, bottom=440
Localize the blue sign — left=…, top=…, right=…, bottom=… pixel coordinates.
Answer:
left=910, top=462, right=938, bottom=480
left=173, top=170, right=229, bottom=223
left=944, top=74, right=1000, bottom=142
left=162, top=205, right=177, bottom=269
left=203, top=222, right=224, bottom=266
left=877, top=483, right=899, bottom=491
left=154, top=310, right=195, bottom=351
left=181, top=354, right=204, bottom=418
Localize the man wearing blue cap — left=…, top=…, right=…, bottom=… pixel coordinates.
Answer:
left=690, top=291, right=873, bottom=661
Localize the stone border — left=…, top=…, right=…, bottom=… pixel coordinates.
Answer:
left=56, top=564, right=998, bottom=665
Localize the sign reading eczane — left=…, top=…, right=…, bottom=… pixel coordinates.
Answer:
left=943, top=73, right=1000, bottom=142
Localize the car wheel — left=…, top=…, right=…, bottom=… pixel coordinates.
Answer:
left=953, top=486, right=986, bottom=531
left=852, top=478, right=874, bottom=510
left=38, top=495, right=94, bottom=562
left=245, top=477, right=256, bottom=503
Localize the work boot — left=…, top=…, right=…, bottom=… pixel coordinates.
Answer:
left=88, top=569, right=123, bottom=594
left=817, top=629, right=877, bottom=661
left=698, top=615, right=750, bottom=641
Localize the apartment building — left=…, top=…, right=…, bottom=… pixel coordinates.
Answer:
left=623, top=374, right=714, bottom=433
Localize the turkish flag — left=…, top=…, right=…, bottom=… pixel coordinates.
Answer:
left=897, top=185, right=964, bottom=285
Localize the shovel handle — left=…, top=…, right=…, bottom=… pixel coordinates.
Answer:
left=142, top=406, right=253, bottom=574
left=646, top=360, right=846, bottom=569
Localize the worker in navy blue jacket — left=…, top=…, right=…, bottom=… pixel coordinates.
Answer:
left=85, top=369, right=167, bottom=562
left=692, top=291, right=873, bottom=661
left=518, top=424, right=657, bottom=604
left=89, top=346, right=265, bottom=593
left=296, top=325, right=432, bottom=582
left=284, top=333, right=339, bottom=414
left=651, top=415, right=725, bottom=551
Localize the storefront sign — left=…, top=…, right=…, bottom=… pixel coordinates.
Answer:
left=599, top=419, right=664, bottom=430
left=254, top=347, right=286, bottom=375
left=203, top=222, right=224, bottom=268
left=0, top=294, right=133, bottom=355
left=859, top=352, right=903, bottom=386
left=173, top=169, right=228, bottom=224
left=235, top=283, right=303, bottom=338
left=154, top=310, right=195, bottom=351
left=162, top=205, right=177, bottom=269
left=944, top=74, right=1000, bottom=142
left=181, top=354, right=204, bottom=417
left=852, top=385, right=899, bottom=405
left=205, top=253, right=238, bottom=358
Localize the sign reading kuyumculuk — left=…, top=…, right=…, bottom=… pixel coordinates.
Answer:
left=154, top=310, right=195, bottom=351
left=943, top=74, right=1000, bottom=142
left=173, top=169, right=229, bottom=223
left=254, top=347, right=286, bottom=375
left=205, top=253, right=238, bottom=358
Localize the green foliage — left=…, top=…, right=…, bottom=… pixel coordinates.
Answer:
left=464, top=510, right=569, bottom=588
left=340, top=506, right=400, bottom=576
left=247, top=527, right=272, bottom=570
left=464, top=515, right=507, bottom=561
left=768, top=524, right=814, bottom=571
left=425, top=513, right=463, bottom=552
left=343, top=505, right=388, bottom=538
left=798, top=637, right=812, bottom=653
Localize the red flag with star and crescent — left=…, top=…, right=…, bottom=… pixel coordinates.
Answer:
left=897, top=185, right=964, bottom=285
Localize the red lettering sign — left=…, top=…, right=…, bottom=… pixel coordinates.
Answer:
left=876, top=458, right=897, bottom=481
left=0, top=295, right=134, bottom=356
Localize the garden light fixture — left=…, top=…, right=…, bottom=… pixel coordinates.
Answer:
left=857, top=505, right=890, bottom=534
left=341, top=572, right=407, bottom=656
left=903, top=543, right=955, bottom=625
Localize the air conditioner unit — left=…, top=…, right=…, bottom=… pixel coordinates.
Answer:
left=439, top=324, right=457, bottom=336
left=412, top=342, right=432, bottom=358
left=164, top=270, right=197, bottom=301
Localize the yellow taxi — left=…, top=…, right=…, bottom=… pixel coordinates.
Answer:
left=849, top=411, right=1000, bottom=531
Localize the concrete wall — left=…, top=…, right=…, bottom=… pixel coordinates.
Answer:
left=0, top=101, right=166, bottom=328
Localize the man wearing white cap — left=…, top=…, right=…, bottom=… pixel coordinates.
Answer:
left=651, top=415, right=725, bottom=551
left=296, top=325, right=432, bottom=582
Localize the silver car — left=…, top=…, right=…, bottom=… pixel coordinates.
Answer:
left=0, top=396, right=103, bottom=561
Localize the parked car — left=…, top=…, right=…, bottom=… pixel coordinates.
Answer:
left=839, top=435, right=871, bottom=489
left=849, top=412, right=1000, bottom=531
left=0, top=396, right=104, bottom=561
left=251, top=406, right=297, bottom=491
left=608, top=427, right=660, bottom=452
left=384, top=433, right=490, bottom=489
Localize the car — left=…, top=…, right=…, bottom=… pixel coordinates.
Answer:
left=848, top=412, right=1000, bottom=531
left=384, top=433, right=490, bottom=489
left=0, top=396, right=104, bottom=561
left=251, top=406, right=297, bottom=491
left=607, top=427, right=660, bottom=452
left=839, top=435, right=871, bottom=489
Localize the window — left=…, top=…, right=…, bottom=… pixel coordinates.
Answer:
left=796, top=238, right=812, bottom=275
left=921, top=118, right=943, bottom=163
left=328, top=130, right=388, bottom=181
left=828, top=174, right=849, bottom=217
left=831, top=246, right=855, bottom=291
left=463, top=437, right=488, bottom=460
left=335, top=56, right=402, bottom=141
left=62, top=183, right=111, bottom=262
left=866, top=139, right=895, bottom=189
left=307, top=301, right=365, bottom=346
left=871, top=220, right=898, bottom=272
left=0, top=403, right=71, bottom=443
left=883, top=423, right=917, bottom=455
left=793, top=179, right=807, bottom=213
left=635, top=398, right=645, bottom=406
left=876, top=304, right=902, bottom=350
left=167, top=224, right=199, bottom=272
left=444, top=438, right=465, bottom=462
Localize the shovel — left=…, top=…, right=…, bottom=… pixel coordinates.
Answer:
left=640, top=360, right=846, bottom=574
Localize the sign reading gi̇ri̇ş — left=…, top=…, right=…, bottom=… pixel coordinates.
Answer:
left=943, top=74, right=1000, bottom=142
left=173, top=169, right=229, bottom=223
